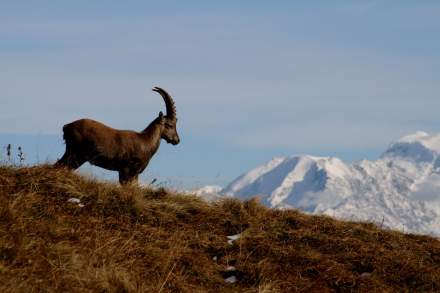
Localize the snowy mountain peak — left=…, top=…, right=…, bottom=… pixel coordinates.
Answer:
left=223, top=157, right=285, bottom=195
left=383, top=132, right=440, bottom=163
left=397, top=132, right=440, bottom=154
left=202, top=132, right=440, bottom=236
left=312, top=156, right=351, bottom=179
left=399, top=131, right=440, bottom=149
left=223, top=154, right=352, bottom=209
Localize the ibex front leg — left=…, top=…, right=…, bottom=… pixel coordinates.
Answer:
left=118, top=168, right=139, bottom=185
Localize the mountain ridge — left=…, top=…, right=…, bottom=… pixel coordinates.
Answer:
left=200, top=132, right=440, bottom=236
left=2, top=165, right=440, bottom=291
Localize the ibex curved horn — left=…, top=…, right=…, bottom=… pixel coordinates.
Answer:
left=153, top=87, right=177, bottom=119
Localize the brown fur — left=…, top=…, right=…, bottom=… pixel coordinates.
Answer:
left=55, top=87, right=179, bottom=184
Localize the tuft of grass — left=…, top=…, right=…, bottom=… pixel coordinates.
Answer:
left=1, top=165, right=440, bottom=292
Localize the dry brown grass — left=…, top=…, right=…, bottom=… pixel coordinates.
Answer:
left=1, top=165, right=440, bottom=292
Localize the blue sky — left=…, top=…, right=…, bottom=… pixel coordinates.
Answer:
left=1, top=1, right=440, bottom=187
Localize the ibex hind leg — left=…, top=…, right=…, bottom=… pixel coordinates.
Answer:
left=55, top=152, right=86, bottom=170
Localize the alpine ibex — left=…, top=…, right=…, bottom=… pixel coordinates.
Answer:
left=55, top=87, right=180, bottom=184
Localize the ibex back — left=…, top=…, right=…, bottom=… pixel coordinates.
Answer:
left=55, top=87, right=180, bottom=184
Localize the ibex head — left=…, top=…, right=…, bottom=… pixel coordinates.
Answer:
left=153, top=87, right=180, bottom=145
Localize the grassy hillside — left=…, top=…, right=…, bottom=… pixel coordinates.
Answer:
left=1, top=166, right=440, bottom=292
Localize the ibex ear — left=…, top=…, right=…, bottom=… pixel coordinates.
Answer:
left=158, top=111, right=165, bottom=124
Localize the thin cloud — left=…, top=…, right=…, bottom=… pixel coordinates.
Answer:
left=237, top=122, right=427, bottom=150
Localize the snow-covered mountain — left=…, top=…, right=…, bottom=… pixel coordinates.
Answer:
left=203, top=132, right=440, bottom=236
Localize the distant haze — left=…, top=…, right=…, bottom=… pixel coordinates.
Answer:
left=1, top=1, right=439, bottom=187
